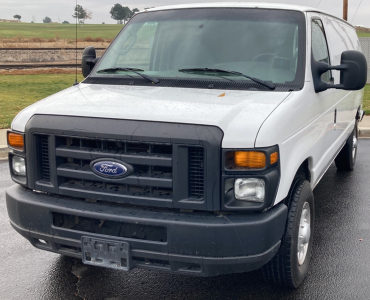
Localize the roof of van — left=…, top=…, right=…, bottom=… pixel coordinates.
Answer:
left=143, top=2, right=354, bottom=28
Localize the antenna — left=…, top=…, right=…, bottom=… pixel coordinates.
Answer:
left=74, top=0, right=78, bottom=85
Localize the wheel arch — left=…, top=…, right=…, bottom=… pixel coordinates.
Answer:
left=274, top=156, right=313, bottom=206
left=294, top=158, right=312, bottom=184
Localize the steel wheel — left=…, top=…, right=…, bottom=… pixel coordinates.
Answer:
left=335, top=120, right=358, bottom=171
left=262, top=179, right=315, bottom=288
left=297, top=202, right=311, bottom=265
left=352, top=133, right=358, bottom=159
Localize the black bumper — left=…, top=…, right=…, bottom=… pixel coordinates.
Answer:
left=6, top=184, right=287, bottom=277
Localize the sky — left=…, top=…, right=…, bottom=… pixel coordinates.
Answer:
left=1, top=0, right=369, bottom=27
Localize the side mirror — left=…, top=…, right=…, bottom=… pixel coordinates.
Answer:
left=312, top=50, right=367, bottom=93
left=82, top=46, right=97, bottom=78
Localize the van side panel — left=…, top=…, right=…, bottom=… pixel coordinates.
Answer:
left=324, top=15, right=364, bottom=143
left=256, top=13, right=363, bottom=205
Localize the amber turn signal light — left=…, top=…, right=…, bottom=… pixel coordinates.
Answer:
left=234, top=151, right=266, bottom=169
left=270, top=152, right=279, bottom=165
left=8, top=132, right=24, bottom=151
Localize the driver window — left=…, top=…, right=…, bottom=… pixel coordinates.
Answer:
left=312, top=19, right=332, bottom=83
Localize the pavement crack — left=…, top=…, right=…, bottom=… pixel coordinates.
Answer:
left=71, top=259, right=89, bottom=300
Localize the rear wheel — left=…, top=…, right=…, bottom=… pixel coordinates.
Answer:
left=335, top=121, right=358, bottom=171
left=262, top=179, right=315, bottom=288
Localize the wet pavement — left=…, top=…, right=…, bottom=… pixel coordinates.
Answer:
left=1, top=140, right=370, bottom=299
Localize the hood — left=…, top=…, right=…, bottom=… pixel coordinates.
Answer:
left=12, top=83, right=290, bottom=148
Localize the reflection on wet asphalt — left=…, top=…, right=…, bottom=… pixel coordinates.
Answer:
left=1, top=140, right=370, bottom=299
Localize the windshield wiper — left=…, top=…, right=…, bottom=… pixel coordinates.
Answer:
left=97, top=67, right=160, bottom=84
left=179, top=68, right=275, bottom=90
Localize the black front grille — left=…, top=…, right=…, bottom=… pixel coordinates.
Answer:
left=32, top=133, right=207, bottom=209
left=54, top=136, right=175, bottom=206
left=26, top=116, right=224, bottom=211
left=189, top=147, right=205, bottom=199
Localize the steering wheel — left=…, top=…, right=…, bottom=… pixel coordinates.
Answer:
left=251, top=53, right=276, bottom=63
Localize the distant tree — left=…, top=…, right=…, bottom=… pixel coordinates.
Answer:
left=82, top=9, right=93, bottom=23
left=72, top=4, right=86, bottom=23
left=110, top=3, right=125, bottom=24
left=132, top=8, right=140, bottom=14
left=13, top=14, right=21, bottom=21
left=43, top=16, right=52, bottom=23
left=31, top=21, right=34, bottom=23
left=124, top=7, right=133, bottom=21
left=62, top=21, right=69, bottom=24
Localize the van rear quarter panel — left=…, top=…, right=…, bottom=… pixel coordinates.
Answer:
left=256, top=12, right=362, bottom=206
left=324, top=14, right=364, bottom=129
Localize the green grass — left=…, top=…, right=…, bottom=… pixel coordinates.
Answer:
left=0, top=74, right=84, bottom=129
left=364, top=84, right=370, bottom=115
left=357, top=31, right=370, bottom=38
left=0, top=22, right=123, bottom=40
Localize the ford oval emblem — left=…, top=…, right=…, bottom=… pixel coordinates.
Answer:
left=92, top=160, right=128, bottom=178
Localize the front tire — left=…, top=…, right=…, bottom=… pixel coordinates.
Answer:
left=335, top=121, right=358, bottom=171
left=262, top=180, right=315, bottom=288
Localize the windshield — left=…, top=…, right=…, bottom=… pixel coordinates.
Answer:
left=90, top=8, right=306, bottom=91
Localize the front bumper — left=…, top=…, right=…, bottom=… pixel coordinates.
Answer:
left=6, top=184, right=287, bottom=276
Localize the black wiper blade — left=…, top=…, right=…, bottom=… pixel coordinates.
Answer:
left=97, top=67, right=160, bottom=84
left=98, top=67, right=144, bottom=72
left=179, top=68, right=275, bottom=90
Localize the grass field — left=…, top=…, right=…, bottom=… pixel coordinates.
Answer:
left=0, top=73, right=369, bottom=129
left=0, top=22, right=123, bottom=40
left=357, top=30, right=370, bottom=38
left=0, top=22, right=369, bottom=40
left=355, top=27, right=370, bottom=37
left=0, top=74, right=84, bottom=128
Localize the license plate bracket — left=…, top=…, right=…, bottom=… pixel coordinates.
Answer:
left=81, top=236, right=132, bottom=271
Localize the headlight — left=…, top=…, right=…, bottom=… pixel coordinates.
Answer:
left=234, top=178, right=265, bottom=202
left=12, top=156, right=26, bottom=176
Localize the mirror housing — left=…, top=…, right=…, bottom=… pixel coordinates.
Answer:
left=312, top=50, right=367, bottom=93
left=82, top=46, right=98, bottom=78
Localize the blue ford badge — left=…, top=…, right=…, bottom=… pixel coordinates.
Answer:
left=92, top=160, right=128, bottom=178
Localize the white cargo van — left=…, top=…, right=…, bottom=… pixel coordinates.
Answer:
left=6, top=3, right=367, bottom=288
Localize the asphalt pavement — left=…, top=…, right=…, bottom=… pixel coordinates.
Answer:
left=1, top=140, right=370, bottom=299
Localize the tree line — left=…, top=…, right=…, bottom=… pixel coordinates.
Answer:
left=14, top=4, right=142, bottom=24
left=110, top=4, right=139, bottom=24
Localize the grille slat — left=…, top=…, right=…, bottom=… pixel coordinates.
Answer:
left=59, top=181, right=173, bottom=208
left=55, top=146, right=172, bottom=167
left=57, top=163, right=173, bottom=188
